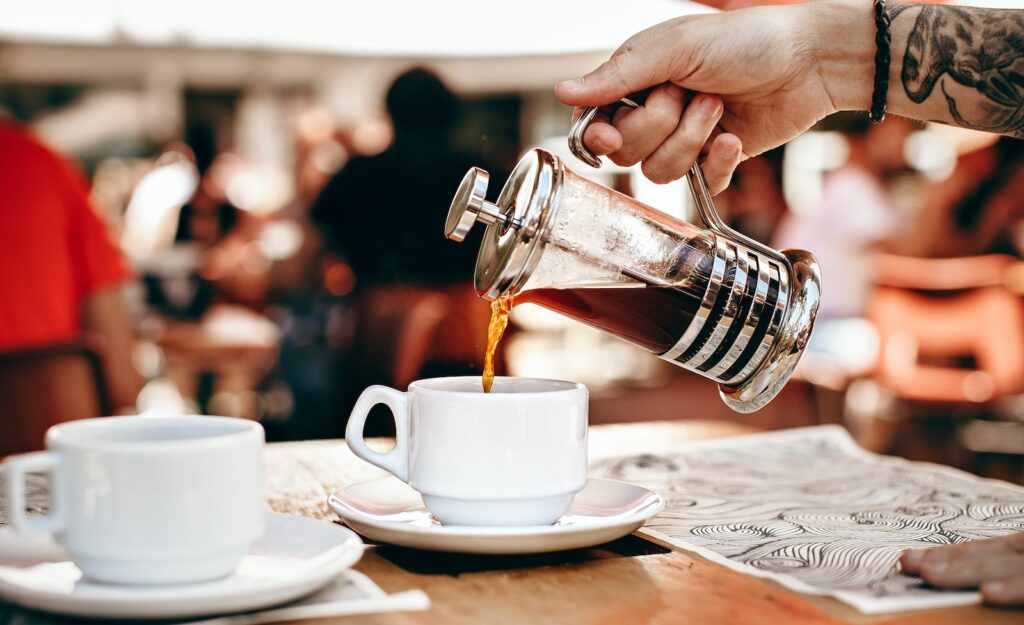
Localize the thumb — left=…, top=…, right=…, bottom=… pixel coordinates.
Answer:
left=555, top=49, right=667, bottom=107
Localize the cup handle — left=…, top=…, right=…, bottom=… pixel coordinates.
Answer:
left=2, top=451, right=66, bottom=534
left=345, top=386, right=409, bottom=482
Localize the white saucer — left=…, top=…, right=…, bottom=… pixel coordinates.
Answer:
left=328, top=477, right=664, bottom=555
left=0, top=512, right=364, bottom=619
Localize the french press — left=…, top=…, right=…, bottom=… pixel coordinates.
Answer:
left=444, top=100, right=821, bottom=413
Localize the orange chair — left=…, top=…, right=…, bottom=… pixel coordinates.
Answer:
left=429, top=284, right=493, bottom=371
left=869, top=286, right=1024, bottom=403
left=353, top=286, right=453, bottom=390
left=862, top=254, right=1024, bottom=459
left=0, top=342, right=110, bottom=456
left=344, top=284, right=499, bottom=437
left=869, top=254, right=1024, bottom=403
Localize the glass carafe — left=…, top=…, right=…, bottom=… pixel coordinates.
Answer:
left=444, top=108, right=820, bottom=413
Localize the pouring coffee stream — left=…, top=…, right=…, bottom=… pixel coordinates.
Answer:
left=447, top=99, right=821, bottom=411
left=482, top=293, right=513, bottom=393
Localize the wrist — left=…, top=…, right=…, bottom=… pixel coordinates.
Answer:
left=799, top=0, right=876, bottom=113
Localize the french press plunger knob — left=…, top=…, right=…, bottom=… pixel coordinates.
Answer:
left=445, top=168, right=522, bottom=242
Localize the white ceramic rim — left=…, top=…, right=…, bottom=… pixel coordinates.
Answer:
left=45, top=415, right=263, bottom=454
left=409, top=376, right=586, bottom=397
left=0, top=513, right=363, bottom=616
left=328, top=477, right=664, bottom=538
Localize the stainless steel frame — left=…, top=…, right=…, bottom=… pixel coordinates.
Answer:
left=567, top=99, right=821, bottom=413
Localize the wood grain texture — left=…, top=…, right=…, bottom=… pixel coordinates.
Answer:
left=264, top=421, right=1022, bottom=625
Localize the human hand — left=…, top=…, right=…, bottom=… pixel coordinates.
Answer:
left=900, top=533, right=1024, bottom=606
left=556, top=0, right=873, bottom=189
left=574, top=84, right=743, bottom=194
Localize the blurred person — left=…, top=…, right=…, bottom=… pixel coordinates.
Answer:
left=309, top=67, right=497, bottom=434
left=256, top=117, right=336, bottom=300
left=774, top=115, right=911, bottom=320
left=553, top=0, right=1024, bottom=606
left=175, top=124, right=239, bottom=249
left=715, top=147, right=787, bottom=244
left=132, top=129, right=253, bottom=317
left=310, top=67, right=483, bottom=289
left=900, top=138, right=1024, bottom=258
left=0, top=120, right=139, bottom=414
left=120, top=142, right=200, bottom=261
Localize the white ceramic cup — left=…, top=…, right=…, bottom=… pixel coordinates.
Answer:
left=346, top=376, right=588, bottom=527
left=2, top=415, right=265, bottom=585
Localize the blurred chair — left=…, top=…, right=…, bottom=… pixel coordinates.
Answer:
left=345, top=286, right=496, bottom=437
left=354, top=286, right=453, bottom=390
left=870, top=254, right=1024, bottom=402
left=870, top=253, right=1015, bottom=292
left=430, top=285, right=493, bottom=373
left=861, top=254, right=1024, bottom=465
left=0, top=342, right=110, bottom=456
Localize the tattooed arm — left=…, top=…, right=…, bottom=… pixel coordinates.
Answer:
left=555, top=0, right=1024, bottom=191
left=887, top=3, right=1024, bottom=138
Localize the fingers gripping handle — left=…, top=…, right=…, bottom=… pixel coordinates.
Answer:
left=345, top=386, right=410, bottom=482
left=2, top=451, right=66, bottom=534
left=567, top=96, right=710, bottom=208
left=567, top=97, right=640, bottom=168
left=567, top=106, right=605, bottom=168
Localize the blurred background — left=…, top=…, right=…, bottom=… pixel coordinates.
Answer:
left=3, top=0, right=1023, bottom=482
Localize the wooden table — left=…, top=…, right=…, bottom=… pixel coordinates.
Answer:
left=265, top=421, right=1019, bottom=625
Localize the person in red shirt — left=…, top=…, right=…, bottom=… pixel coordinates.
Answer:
left=0, top=121, right=138, bottom=412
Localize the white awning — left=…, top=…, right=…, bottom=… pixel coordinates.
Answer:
left=0, top=0, right=711, bottom=58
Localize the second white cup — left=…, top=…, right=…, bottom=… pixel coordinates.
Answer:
left=2, top=415, right=265, bottom=585
left=345, top=376, right=588, bottom=527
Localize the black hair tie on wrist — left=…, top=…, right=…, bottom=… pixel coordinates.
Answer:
left=870, top=0, right=891, bottom=123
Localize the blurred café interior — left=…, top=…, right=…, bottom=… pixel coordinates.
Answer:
left=2, top=0, right=1023, bottom=483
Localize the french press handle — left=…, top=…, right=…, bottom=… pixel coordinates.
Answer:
left=567, top=98, right=790, bottom=269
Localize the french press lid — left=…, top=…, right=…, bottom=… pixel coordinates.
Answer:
left=445, top=148, right=563, bottom=299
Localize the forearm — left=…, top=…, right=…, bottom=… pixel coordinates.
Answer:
left=888, top=2, right=1024, bottom=137
left=811, top=0, right=1024, bottom=138
left=82, top=286, right=140, bottom=412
